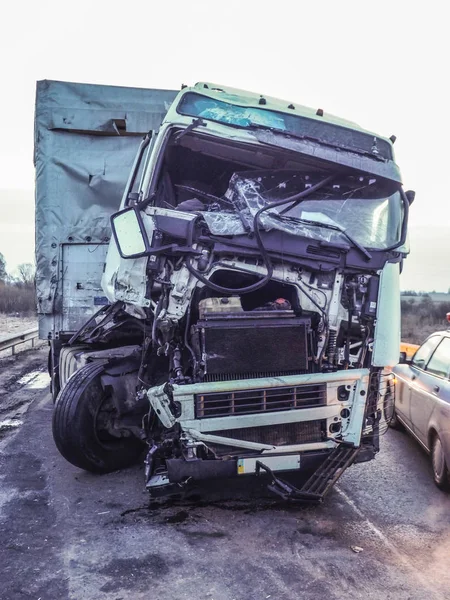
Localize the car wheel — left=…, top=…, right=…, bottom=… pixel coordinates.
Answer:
left=52, top=362, right=144, bottom=473
left=431, top=434, right=450, bottom=491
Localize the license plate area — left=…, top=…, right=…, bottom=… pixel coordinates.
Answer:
left=237, top=454, right=301, bottom=475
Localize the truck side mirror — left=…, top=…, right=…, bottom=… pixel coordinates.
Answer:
left=111, top=207, right=151, bottom=258
left=405, top=190, right=416, bottom=205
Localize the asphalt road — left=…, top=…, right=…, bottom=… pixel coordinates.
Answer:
left=1, top=348, right=449, bottom=600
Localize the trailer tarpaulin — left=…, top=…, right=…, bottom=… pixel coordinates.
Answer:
left=34, top=80, right=177, bottom=337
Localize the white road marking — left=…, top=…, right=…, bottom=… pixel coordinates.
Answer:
left=17, top=371, right=50, bottom=389
left=335, top=485, right=445, bottom=600
left=0, top=419, right=22, bottom=429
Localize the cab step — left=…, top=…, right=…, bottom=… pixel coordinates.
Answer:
left=256, top=444, right=360, bottom=503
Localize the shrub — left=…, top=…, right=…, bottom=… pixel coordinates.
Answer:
left=0, top=282, right=36, bottom=315
left=401, top=299, right=450, bottom=344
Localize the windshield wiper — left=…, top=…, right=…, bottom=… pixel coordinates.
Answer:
left=268, top=213, right=372, bottom=260
left=173, top=118, right=207, bottom=144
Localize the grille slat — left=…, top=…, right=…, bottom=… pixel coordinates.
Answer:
left=209, top=420, right=326, bottom=446
left=197, top=396, right=325, bottom=407
left=197, top=392, right=327, bottom=404
left=204, top=370, right=309, bottom=382
left=195, top=383, right=326, bottom=419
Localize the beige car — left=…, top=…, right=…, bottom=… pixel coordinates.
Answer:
left=390, top=331, right=450, bottom=490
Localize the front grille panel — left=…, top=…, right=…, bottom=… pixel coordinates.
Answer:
left=203, top=370, right=309, bottom=382
left=195, top=383, right=326, bottom=419
left=209, top=420, right=326, bottom=446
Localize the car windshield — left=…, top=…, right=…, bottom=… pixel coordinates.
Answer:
left=177, top=92, right=393, bottom=160
left=202, top=171, right=404, bottom=251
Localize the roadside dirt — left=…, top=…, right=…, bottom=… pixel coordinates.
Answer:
left=0, top=313, right=37, bottom=335
left=0, top=346, right=49, bottom=439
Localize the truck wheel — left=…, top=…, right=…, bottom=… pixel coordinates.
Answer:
left=431, top=434, right=450, bottom=491
left=52, top=362, right=144, bottom=473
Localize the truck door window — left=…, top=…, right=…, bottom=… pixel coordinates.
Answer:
left=425, top=337, right=450, bottom=379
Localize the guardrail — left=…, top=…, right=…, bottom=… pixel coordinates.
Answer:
left=0, top=328, right=40, bottom=355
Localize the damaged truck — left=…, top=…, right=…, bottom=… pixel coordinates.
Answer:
left=35, top=80, right=412, bottom=502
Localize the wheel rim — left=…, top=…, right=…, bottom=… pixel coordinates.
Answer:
left=95, top=393, right=117, bottom=446
left=88, top=379, right=124, bottom=449
left=432, top=437, right=445, bottom=480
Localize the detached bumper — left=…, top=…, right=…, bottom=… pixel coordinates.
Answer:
left=153, top=445, right=360, bottom=504
left=165, top=450, right=331, bottom=484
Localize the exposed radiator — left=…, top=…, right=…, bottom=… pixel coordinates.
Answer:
left=195, top=383, right=327, bottom=419
left=192, top=312, right=311, bottom=377
left=209, top=420, right=326, bottom=446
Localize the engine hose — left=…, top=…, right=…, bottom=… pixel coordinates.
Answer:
left=185, top=216, right=274, bottom=294
left=344, top=309, right=353, bottom=367
left=326, top=330, right=337, bottom=363
left=185, top=174, right=335, bottom=295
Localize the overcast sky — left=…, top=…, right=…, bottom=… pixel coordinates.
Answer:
left=0, top=0, right=448, bottom=290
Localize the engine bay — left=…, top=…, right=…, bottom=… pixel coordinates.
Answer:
left=98, top=129, right=405, bottom=386
left=58, top=124, right=406, bottom=495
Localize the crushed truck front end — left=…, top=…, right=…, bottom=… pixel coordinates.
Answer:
left=51, top=82, right=411, bottom=502
left=146, top=369, right=370, bottom=499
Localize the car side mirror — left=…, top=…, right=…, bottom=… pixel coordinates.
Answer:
left=399, top=351, right=411, bottom=364
left=110, top=207, right=153, bottom=258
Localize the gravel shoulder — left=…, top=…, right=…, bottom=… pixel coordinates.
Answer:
left=0, top=313, right=37, bottom=335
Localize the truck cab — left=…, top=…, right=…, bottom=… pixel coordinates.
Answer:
left=36, top=81, right=412, bottom=502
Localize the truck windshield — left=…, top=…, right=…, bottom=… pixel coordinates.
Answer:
left=202, top=172, right=404, bottom=251
left=277, top=195, right=403, bottom=250
left=177, top=92, right=392, bottom=160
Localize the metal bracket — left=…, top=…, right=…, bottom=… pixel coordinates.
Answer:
left=146, top=384, right=177, bottom=428
left=255, top=460, right=321, bottom=503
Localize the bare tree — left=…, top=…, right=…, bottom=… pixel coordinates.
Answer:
left=17, top=263, right=35, bottom=286
left=0, top=252, right=6, bottom=282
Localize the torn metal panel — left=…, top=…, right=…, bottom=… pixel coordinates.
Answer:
left=201, top=211, right=247, bottom=236
left=60, top=243, right=109, bottom=332
left=35, top=80, right=177, bottom=338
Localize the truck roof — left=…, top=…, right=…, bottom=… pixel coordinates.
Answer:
left=191, top=82, right=392, bottom=144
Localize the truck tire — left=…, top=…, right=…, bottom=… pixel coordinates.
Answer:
left=52, top=362, right=144, bottom=473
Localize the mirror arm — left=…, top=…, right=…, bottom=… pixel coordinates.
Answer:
left=111, top=207, right=202, bottom=259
